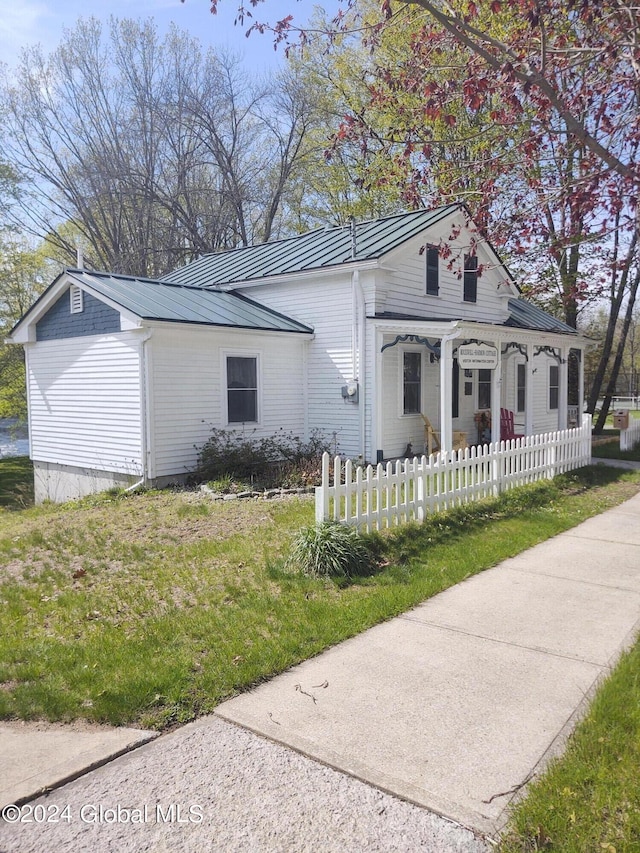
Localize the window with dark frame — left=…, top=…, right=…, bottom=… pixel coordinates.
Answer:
left=517, top=363, right=526, bottom=412
left=403, top=351, right=421, bottom=414
left=227, top=356, right=258, bottom=423
left=452, top=358, right=459, bottom=418
left=426, top=245, right=439, bottom=295
left=478, top=368, right=491, bottom=410
left=549, top=364, right=559, bottom=410
left=463, top=254, right=478, bottom=303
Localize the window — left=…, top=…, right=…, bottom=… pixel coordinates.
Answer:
left=517, top=363, right=526, bottom=413
left=463, top=255, right=478, bottom=303
left=452, top=358, right=459, bottom=418
left=426, top=245, right=439, bottom=295
left=403, top=351, right=421, bottom=414
left=549, top=364, right=559, bottom=410
left=70, top=285, right=83, bottom=314
left=478, top=368, right=491, bottom=410
left=227, top=356, right=258, bottom=423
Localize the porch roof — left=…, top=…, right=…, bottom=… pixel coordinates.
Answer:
left=373, top=298, right=578, bottom=336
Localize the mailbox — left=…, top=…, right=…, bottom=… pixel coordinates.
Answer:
left=613, top=410, right=629, bottom=430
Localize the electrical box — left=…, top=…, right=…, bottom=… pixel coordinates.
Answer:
left=341, top=382, right=359, bottom=403
left=613, top=410, right=629, bottom=430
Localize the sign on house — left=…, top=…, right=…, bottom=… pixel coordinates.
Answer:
left=457, top=344, right=499, bottom=369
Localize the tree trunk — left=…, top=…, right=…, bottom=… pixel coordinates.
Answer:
left=595, top=266, right=640, bottom=432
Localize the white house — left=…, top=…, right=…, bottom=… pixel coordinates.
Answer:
left=9, top=204, right=588, bottom=503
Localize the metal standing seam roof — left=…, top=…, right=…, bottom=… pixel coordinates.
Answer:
left=161, top=204, right=462, bottom=287
left=374, top=303, right=578, bottom=335
left=64, top=270, right=314, bottom=333
left=506, top=299, right=577, bottom=334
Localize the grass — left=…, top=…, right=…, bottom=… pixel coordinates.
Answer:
left=3, top=458, right=640, bottom=850
left=499, top=641, right=640, bottom=852
left=0, top=457, right=639, bottom=734
left=0, top=456, right=33, bottom=508
left=591, top=440, right=640, bottom=462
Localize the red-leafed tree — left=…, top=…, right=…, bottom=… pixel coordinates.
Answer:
left=200, top=0, right=640, bottom=427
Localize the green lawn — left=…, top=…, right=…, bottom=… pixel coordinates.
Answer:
left=2, top=458, right=640, bottom=851
left=0, top=456, right=33, bottom=508
left=0, top=459, right=639, bottom=733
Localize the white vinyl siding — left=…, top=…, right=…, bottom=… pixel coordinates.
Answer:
left=380, top=213, right=512, bottom=324
left=149, top=326, right=308, bottom=479
left=532, top=353, right=562, bottom=432
left=379, top=344, right=441, bottom=459
left=27, top=335, right=143, bottom=474
left=236, top=276, right=360, bottom=458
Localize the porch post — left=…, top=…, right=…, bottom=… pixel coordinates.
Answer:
left=559, top=346, right=569, bottom=429
left=578, top=348, right=585, bottom=423
left=525, top=342, right=534, bottom=435
left=491, top=345, right=502, bottom=444
left=374, top=326, right=383, bottom=462
left=440, top=335, right=454, bottom=451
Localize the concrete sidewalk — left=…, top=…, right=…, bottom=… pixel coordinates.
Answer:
left=217, top=490, right=640, bottom=836
left=0, top=721, right=156, bottom=809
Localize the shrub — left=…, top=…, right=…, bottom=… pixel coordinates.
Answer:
left=194, top=428, right=332, bottom=489
left=287, top=521, right=375, bottom=579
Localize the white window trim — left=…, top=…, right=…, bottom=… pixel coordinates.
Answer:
left=399, top=348, right=423, bottom=418
left=70, top=285, right=84, bottom=314
left=222, top=349, right=262, bottom=427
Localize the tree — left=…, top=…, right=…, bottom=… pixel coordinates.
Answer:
left=0, top=235, right=55, bottom=421
left=0, top=17, right=317, bottom=277
left=212, top=0, right=640, bottom=423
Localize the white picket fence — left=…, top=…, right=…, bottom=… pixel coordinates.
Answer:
left=621, top=417, right=640, bottom=451
left=315, top=415, right=593, bottom=532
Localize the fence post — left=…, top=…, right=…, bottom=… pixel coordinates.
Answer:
left=491, top=441, right=500, bottom=497
left=315, top=452, right=331, bottom=524
left=416, top=456, right=425, bottom=522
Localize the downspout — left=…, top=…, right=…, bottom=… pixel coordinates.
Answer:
left=352, top=269, right=366, bottom=461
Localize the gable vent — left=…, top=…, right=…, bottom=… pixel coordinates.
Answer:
left=70, top=285, right=84, bottom=314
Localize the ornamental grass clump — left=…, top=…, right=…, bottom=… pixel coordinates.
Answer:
left=287, top=521, right=374, bottom=579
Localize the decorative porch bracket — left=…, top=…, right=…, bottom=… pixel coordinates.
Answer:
left=502, top=342, right=528, bottom=360
left=534, top=345, right=564, bottom=364
left=381, top=334, right=441, bottom=359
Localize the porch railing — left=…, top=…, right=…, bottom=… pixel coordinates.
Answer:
left=315, top=414, right=592, bottom=532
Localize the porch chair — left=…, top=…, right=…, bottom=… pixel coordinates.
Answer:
left=421, top=415, right=468, bottom=455
left=421, top=414, right=441, bottom=456
left=500, top=408, right=524, bottom=442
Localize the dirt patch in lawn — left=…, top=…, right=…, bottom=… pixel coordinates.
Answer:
left=0, top=490, right=312, bottom=585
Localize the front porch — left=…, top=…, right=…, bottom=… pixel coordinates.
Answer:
left=370, top=318, right=586, bottom=463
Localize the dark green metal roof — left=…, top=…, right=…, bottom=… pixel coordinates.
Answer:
left=506, top=299, right=577, bottom=334
left=65, top=270, right=313, bottom=333
left=374, top=302, right=578, bottom=335
left=162, top=205, right=462, bottom=287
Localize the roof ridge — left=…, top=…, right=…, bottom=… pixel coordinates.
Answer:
left=70, top=268, right=224, bottom=294
left=162, top=204, right=462, bottom=267
left=353, top=202, right=460, bottom=230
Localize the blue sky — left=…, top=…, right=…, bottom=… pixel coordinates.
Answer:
left=0, top=0, right=319, bottom=73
